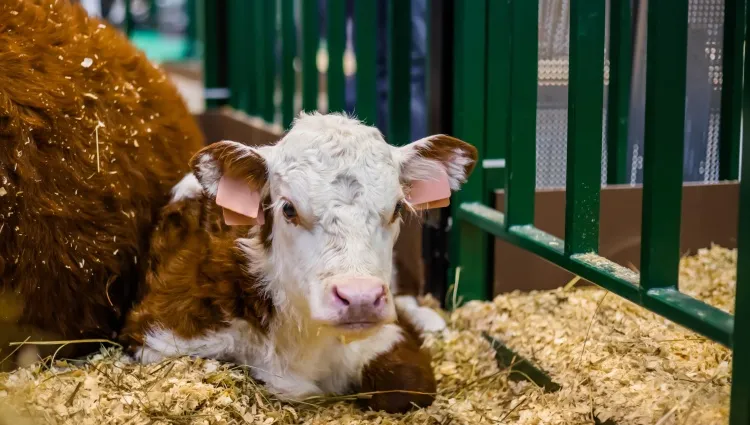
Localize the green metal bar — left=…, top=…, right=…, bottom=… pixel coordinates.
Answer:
left=201, top=0, right=229, bottom=109
left=457, top=203, right=734, bottom=347
left=450, top=0, right=488, bottom=305
left=639, top=0, right=688, bottom=291
left=263, top=0, right=276, bottom=123
left=149, top=0, right=158, bottom=28
left=281, top=0, right=296, bottom=129
left=605, top=0, right=632, bottom=185
left=565, top=0, right=605, bottom=255
left=505, top=0, right=538, bottom=228
left=124, top=0, right=134, bottom=37
left=246, top=1, right=258, bottom=116
left=729, top=4, right=750, bottom=422
left=302, top=0, right=319, bottom=112
left=484, top=0, right=511, bottom=190
left=227, top=0, right=252, bottom=113
left=253, top=1, right=268, bottom=119
left=327, top=0, right=346, bottom=113
left=355, top=0, right=377, bottom=126
left=387, top=0, right=411, bottom=146
left=186, top=0, right=197, bottom=57
left=719, top=0, right=745, bottom=181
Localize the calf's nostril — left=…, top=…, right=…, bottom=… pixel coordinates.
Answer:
left=373, top=286, right=386, bottom=307
left=333, top=285, right=351, bottom=306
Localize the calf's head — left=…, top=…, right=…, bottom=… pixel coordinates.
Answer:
left=190, top=113, right=476, bottom=335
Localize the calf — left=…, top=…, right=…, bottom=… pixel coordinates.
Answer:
left=121, top=113, right=477, bottom=412
left=0, top=0, right=203, bottom=364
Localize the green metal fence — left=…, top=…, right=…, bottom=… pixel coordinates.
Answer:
left=198, top=0, right=414, bottom=145
left=191, top=0, right=748, bottom=422
left=451, top=1, right=748, bottom=424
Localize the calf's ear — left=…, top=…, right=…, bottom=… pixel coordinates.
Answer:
left=189, top=141, right=269, bottom=225
left=396, top=135, right=478, bottom=210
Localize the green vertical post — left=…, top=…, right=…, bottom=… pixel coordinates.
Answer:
left=186, top=0, right=197, bottom=57
left=149, top=0, right=158, bottom=28
left=302, top=0, right=319, bottom=112
left=253, top=1, right=268, bottom=119
left=227, top=0, right=253, bottom=113
left=719, top=0, right=745, bottom=181
left=202, top=0, right=229, bottom=109
left=124, top=0, right=134, bottom=36
left=484, top=0, right=511, bottom=190
left=327, top=0, right=346, bottom=112
left=281, top=0, right=296, bottom=129
left=387, top=0, right=411, bottom=146
left=451, top=0, right=488, bottom=306
left=728, top=6, right=750, bottom=424
left=639, top=0, right=688, bottom=290
left=606, top=0, right=632, bottom=185
left=505, top=0, right=538, bottom=228
left=565, top=0, right=605, bottom=255
left=355, top=0, right=377, bottom=126
left=263, top=0, right=276, bottom=123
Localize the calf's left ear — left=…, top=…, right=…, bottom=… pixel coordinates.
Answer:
left=189, top=141, right=270, bottom=225
left=396, top=135, right=478, bottom=210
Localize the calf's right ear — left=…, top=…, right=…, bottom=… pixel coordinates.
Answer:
left=189, top=141, right=269, bottom=225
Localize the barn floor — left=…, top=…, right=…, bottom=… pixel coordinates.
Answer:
left=0, top=246, right=734, bottom=425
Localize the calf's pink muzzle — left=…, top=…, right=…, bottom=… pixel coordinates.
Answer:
left=325, top=276, right=395, bottom=329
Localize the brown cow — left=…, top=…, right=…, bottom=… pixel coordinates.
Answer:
left=0, top=0, right=203, bottom=364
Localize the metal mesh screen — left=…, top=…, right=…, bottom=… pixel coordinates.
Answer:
left=628, top=0, right=725, bottom=184
left=535, top=0, right=726, bottom=188
left=688, top=0, right=723, bottom=182
left=535, top=0, right=610, bottom=189
left=536, top=0, right=572, bottom=189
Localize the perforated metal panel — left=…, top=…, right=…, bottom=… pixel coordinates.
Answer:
left=536, top=0, right=573, bottom=189
left=628, top=0, right=725, bottom=184
left=535, top=0, right=610, bottom=189
left=688, top=0, right=723, bottom=182
left=535, top=0, right=726, bottom=188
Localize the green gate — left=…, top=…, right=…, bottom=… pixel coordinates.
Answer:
left=450, top=1, right=749, bottom=424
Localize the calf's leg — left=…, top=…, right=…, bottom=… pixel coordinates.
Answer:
left=358, top=315, right=437, bottom=413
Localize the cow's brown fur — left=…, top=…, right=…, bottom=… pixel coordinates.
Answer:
left=120, top=196, right=274, bottom=346
left=0, top=0, right=203, bottom=352
left=359, top=310, right=437, bottom=413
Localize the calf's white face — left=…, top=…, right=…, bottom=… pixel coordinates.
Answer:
left=191, top=113, right=476, bottom=336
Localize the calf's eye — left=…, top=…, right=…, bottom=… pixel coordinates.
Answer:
left=282, top=202, right=297, bottom=220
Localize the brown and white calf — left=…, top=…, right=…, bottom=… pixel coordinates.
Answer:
left=121, top=113, right=477, bottom=412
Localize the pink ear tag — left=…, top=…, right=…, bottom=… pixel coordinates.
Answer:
left=407, top=167, right=452, bottom=210
left=216, top=176, right=265, bottom=225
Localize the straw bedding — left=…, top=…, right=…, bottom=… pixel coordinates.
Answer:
left=0, top=246, right=735, bottom=424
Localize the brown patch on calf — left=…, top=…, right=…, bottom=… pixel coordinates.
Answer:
left=358, top=311, right=437, bottom=413
left=120, top=196, right=274, bottom=348
left=259, top=195, right=274, bottom=250
left=190, top=141, right=268, bottom=191
left=412, top=135, right=478, bottom=181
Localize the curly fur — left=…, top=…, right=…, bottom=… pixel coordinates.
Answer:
left=0, top=0, right=203, bottom=346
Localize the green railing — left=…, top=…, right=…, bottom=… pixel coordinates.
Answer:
left=451, top=1, right=748, bottom=424
left=198, top=0, right=414, bottom=146
left=192, top=0, right=748, bottom=422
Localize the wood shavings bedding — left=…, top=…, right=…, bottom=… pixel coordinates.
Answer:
left=455, top=245, right=734, bottom=424
left=0, top=246, right=735, bottom=424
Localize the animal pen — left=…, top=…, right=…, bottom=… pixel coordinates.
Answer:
left=5, top=0, right=743, bottom=423
left=173, top=0, right=749, bottom=422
